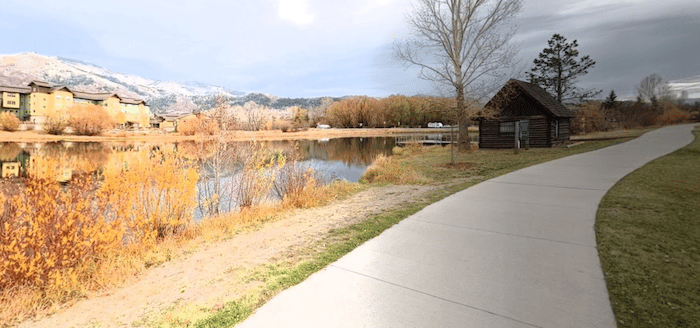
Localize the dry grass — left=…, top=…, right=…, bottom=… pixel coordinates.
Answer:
left=360, top=153, right=432, bottom=185
left=196, top=180, right=359, bottom=242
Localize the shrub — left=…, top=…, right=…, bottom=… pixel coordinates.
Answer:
left=655, top=106, right=692, bottom=125
left=236, top=143, right=285, bottom=208
left=0, top=150, right=199, bottom=322
left=0, top=176, right=123, bottom=294
left=69, top=104, right=114, bottom=136
left=571, top=102, right=611, bottom=134
left=0, top=112, right=20, bottom=132
left=178, top=116, right=219, bottom=136
left=43, top=115, right=69, bottom=135
left=280, top=123, right=291, bottom=132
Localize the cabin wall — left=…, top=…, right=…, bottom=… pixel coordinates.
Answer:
left=479, top=116, right=565, bottom=148
left=550, top=118, right=571, bottom=145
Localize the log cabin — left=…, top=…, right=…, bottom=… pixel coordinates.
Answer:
left=478, top=79, right=573, bottom=148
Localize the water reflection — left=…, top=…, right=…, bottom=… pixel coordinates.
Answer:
left=0, top=137, right=395, bottom=218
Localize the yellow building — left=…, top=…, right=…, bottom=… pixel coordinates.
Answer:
left=22, top=80, right=151, bottom=128
left=0, top=85, right=31, bottom=120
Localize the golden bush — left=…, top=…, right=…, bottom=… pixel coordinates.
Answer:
left=100, top=149, right=199, bottom=244
left=178, top=116, right=219, bottom=136
left=69, top=104, right=114, bottom=136
left=43, top=114, right=69, bottom=135
left=0, top=112, right=20, bottom=132
left=0, top=149, right=199, bottom=322
left=655, top=106, right=692, bottom=125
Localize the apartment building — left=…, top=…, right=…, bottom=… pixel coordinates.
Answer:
left=0, top=80, right=151, bottom=127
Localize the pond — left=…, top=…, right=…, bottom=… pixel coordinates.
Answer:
left=0, top=137, right=397, bottom=218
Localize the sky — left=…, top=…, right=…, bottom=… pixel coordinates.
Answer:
left=2, top=0, right=699, bottom=99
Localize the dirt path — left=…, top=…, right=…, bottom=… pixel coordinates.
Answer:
left=17, top=182, right=460, bottom=328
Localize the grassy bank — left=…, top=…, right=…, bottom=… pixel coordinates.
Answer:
left=190, top=135, right=643, bottom=328
left=596, top=126, right=700, bottom=327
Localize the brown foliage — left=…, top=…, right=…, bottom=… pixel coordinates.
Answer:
left=571, top=102, right=611, bottom=134
left=69, top=104, right=114, bottom=136
left=654, top=106, right=692, bottom=125
left=323, top=96, right=454, bottom=128
left=0, top=150, right=198, bottom=323
left=0, top=112, right=20, bottom=132
left=178, top=115, right=220, bottom=136
left=43, top=115, right=69, bottom=135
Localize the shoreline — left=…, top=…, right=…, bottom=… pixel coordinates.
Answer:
left=0, top=127, right=473, bottom=143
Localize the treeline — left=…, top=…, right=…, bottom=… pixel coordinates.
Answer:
left=571, top=97, right=698, bottom=134
left=320, top=95, right=455, bottom=128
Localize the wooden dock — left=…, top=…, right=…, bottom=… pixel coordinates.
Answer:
left=395, top=134, right=455, bottom=146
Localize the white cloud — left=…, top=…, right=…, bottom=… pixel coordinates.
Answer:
left=279, top=0, right=314, bottom=26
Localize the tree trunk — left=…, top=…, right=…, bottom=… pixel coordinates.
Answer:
left=456, top=85, right=470, bottom=150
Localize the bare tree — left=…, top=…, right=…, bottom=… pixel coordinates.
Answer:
left=236, top=101, right=270, bottom=131
left=396, top=0, right=522, bottom=148
left=636, top=73, right=672, bottom=103
left=210, top=93, right=235, bottom=131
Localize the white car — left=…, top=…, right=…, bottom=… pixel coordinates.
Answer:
left=427, top=122, right=443, bottom=128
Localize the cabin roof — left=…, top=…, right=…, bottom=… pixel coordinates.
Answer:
left=486, top=79, right=573, bottom=118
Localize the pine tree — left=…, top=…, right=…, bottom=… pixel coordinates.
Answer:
left=527, top=34, right=601, bottom=104
left=603, top=90, right=618, bottom=109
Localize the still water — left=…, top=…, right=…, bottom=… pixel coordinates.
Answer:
left=0, top=137, right=395, bottom=181
left=0, top=137, right=396, bottom=217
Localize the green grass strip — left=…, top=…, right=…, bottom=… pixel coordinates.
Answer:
left=596, top=126, right=700, bottom=328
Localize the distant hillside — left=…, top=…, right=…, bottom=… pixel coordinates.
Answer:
left=0, top=53, right=338, bottom=114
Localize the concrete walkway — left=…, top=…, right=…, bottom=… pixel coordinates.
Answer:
left=238, top=124, right=696, bottom=328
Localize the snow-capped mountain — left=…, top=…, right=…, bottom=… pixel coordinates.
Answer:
left=0, top=52, right=340, bottom=114
left=0, top=52, right=244, bottom=112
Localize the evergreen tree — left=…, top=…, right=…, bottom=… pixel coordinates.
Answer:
left=527, top=34, right=601, bottom=104
left=603, top=90, right=618, bottom=109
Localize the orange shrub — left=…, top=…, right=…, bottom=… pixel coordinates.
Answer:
left=0, top=112, right=20, bottom=132
left=69, top=104, right=114, bottom=136
left=100, top=149, right=199, bottom=244
left=43, top=114, right=69, bottom=135
left=178, top=116, right=219, bottom=136
left=0, top=177, right=123, bottom=294
left=655, top=106, right=692, bottom=125
left=0, top=149, right=199, bottom=321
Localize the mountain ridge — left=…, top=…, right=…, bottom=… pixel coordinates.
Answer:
left=0, top=53, right=338, bottom=114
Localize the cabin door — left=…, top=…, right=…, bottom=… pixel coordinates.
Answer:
left=518, top=119, right=530, bottom=148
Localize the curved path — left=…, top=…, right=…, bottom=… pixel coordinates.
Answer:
left=239, top=124, right=696, bottom=328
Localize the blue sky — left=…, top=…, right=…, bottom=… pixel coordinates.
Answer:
left=2, top=0, right=699, bottom=98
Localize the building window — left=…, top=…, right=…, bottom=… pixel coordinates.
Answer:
left=499, top=121, right=515, bottom=133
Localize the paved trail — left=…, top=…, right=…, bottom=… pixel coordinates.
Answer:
left=239, top=124, right=696, bottom=328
